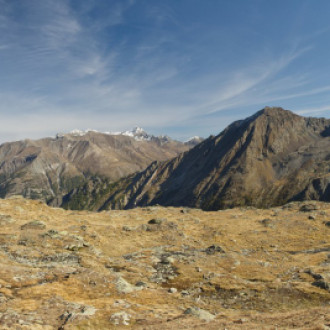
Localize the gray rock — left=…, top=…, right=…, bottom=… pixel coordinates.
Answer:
left=148, top=218, right=167, bottom=225
left=21, top=220, right=46, bottom=230
left=260, top=218, right=274, bottom=227
left=115, top=276, right=142, bottom=294
left=312, top=280, right=329, bottom=291
left=110, top=311, right=131, bottom=326
left=184, top=307, right=215, bottom=321
left=300, top=204, right=320, bottom=212
left=122, top=225, right=134, bottom=231
left=135, top=281, right=147, bottom=288
left=161, top=256, right=175, bottom=264
left=205, top=245, right=225, bottom=255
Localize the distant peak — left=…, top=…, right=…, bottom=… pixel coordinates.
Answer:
left=121, top=127, right=150, bottom=141
left=184, top=136, right=204, bottom=146
left=243, top=107, right=298, bottom=123
left=56, top=127, right=176, bottom=143
left=56, top=129, right=99, bottom=138
left=262, top=106, right=286, bottom=114
left=131, top=127, right=145, bottom=134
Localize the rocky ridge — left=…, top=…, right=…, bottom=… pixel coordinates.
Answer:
left=84, top=107, right=330, bottom=211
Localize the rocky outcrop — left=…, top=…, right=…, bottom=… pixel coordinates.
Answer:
left=91, top=107, right=330, bottom=210
left=0, top=197, right=329, bottom=328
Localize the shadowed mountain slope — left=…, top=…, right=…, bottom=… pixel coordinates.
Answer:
left=77, top=107, right=330, bottom=211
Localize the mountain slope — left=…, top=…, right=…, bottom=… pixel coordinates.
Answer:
left=84, top=107, right=330, bottom=211
left=0, top=129, right=193, bottom=205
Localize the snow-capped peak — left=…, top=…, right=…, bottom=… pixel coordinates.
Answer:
left=185, top=136, right=201, bottom=142
left=68, top=129, right=99, bottom=137
left=184, top=136, right=204, bottom=146
left=57, top=127, right=152, bottom=141
left=121, top=127, right=150, bottom=141
left=132, top=126, right=145, bottom=134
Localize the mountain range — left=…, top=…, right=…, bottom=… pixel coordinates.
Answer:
left=0, top=128, right=200, bottom=206
left=65, top=107, right=330, bottom=211
left=1, top=107, right=330, bottom=211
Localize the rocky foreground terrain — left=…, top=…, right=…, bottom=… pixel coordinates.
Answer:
left=0, top=196, right=329, bottom=329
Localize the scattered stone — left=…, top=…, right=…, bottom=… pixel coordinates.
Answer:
left=260, top=218, right=274, bottom=227
left=161, top=256, right=175, bottom=264
left=205, top=245, right=225, bottom=255
left=151, top=256, right=161, bottom=264
left=79, top=306, right=96, bottom=316
left=65, top=243, right=84, bottom=251
left=300, top=204, right=320, bottom=212
left=122, top=225, right=133, bottom=231
left=234, top=318, right=248, bottom=324
left=42, top=229, right=59, bottom=238
left=21, top=220, right=46, bottom=230
left=312, top=280, right=329, bottom=291
left=304, top=269, right=323, bottom=280
left=135, top=281, right=147, bottom=288
left=40, top=253, right=80, bottom=265
left=59, top=311, right=73, bottom=328
left=184, top=307, right=215, bottom=321
left=168, top=287, right=177, bottom=293
left=112, top=299, right=127, bottom=307
left=115, top=276, right=142, bottom=294
left=151, top=258, right=178, bottom=283
left=324, top=221, right=330, bottom=227
left=148, top=218, right=167, bottom=225
left=110, top=311, right=131, bottom=326
left=308, top=215, right=316, bottom=220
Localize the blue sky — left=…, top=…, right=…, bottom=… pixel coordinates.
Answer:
left=1, top=0, right=330, bottom=142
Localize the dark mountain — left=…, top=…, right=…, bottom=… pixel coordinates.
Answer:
left=0, top=129, right=194, bottom=206
left=72, top=107, right=330, bottom=211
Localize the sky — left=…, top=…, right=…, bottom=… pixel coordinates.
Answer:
left=1, top=0, right=330, bottom=142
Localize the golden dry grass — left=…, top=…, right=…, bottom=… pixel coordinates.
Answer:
left=0, top=197, right=329, bottom=329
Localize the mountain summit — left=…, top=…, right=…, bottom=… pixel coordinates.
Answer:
left=89, top=107, right=330, bottom=211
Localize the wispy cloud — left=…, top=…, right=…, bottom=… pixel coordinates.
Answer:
left=1, top=1, right=330, bottom=142
left=193, top=46, right=313, bottom=114
left=296, top=105, right=330, bottom=115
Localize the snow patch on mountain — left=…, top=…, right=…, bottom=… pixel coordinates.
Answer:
left=56, top=127, right=202, bottom=144
left=184, top=136, right=204, bottom=146
left=57, top=127, right=154, bottom=141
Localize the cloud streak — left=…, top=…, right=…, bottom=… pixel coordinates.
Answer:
left=0, top=1, right=330, bottom=142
